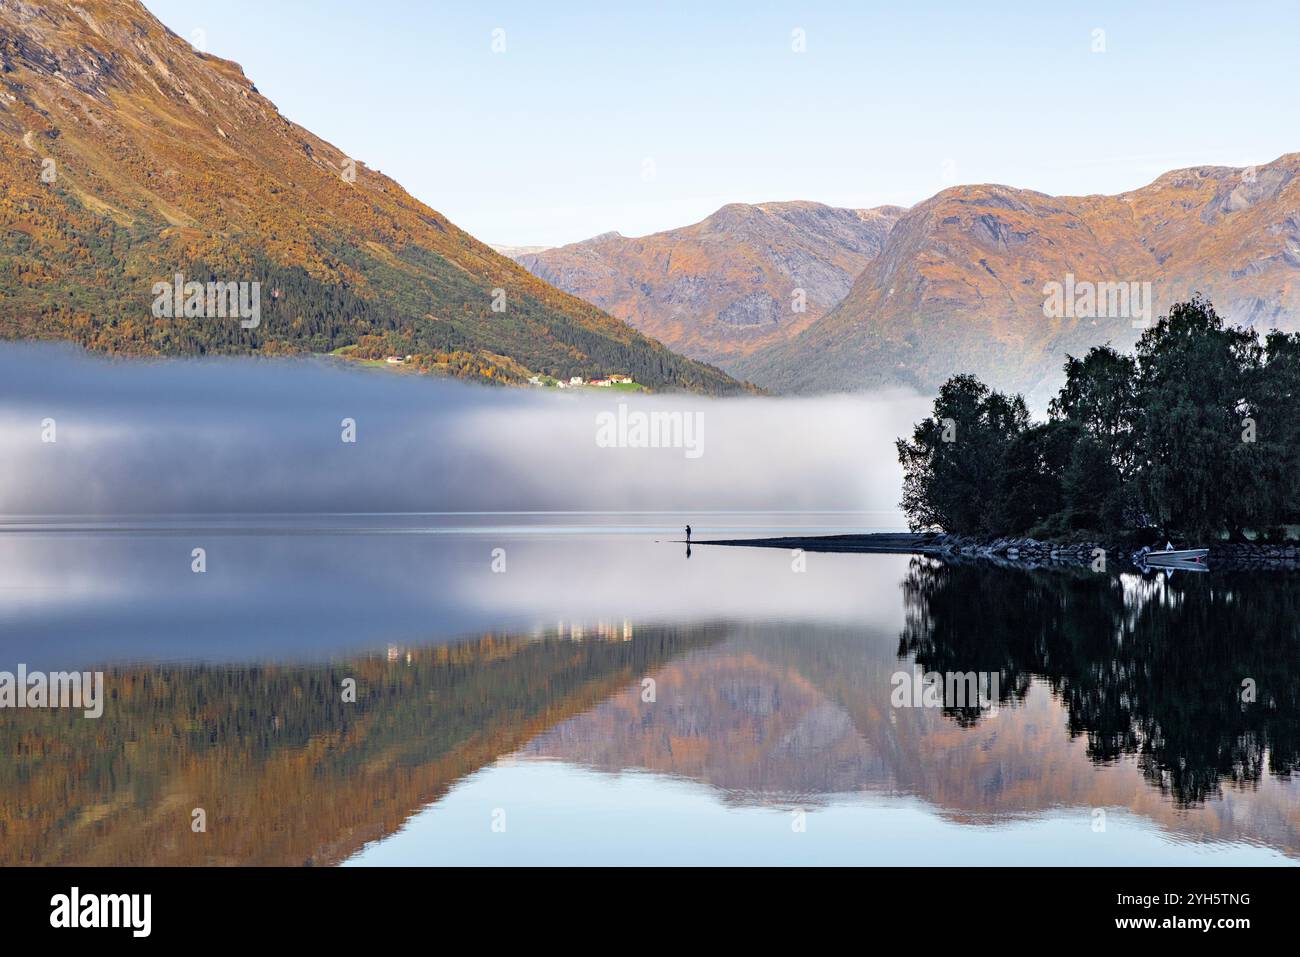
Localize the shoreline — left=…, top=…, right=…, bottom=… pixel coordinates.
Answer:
left=691, top=533, right=1300, bottom=572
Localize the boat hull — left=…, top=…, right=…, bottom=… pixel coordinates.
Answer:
left=1143, top=548, right=1209, bottom=566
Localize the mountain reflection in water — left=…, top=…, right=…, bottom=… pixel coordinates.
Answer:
left=1, top=535, right=1299, bottom=865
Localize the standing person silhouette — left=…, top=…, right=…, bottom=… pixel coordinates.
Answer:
left=685, top=524, right=692, bottom=544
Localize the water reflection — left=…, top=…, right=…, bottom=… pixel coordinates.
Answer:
left=0, top=624, right=725, bottom=865
left=898, top=558, right=1300, bottom=806
left=1, top=536, right=1299, bottom=864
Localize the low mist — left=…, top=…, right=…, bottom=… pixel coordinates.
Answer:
left=0, top=344, right=926, bottom=518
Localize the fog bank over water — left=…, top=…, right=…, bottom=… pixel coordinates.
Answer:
left=0, top=344, right=926, bottom=518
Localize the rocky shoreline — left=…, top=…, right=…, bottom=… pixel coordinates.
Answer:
left=695, top=532, right=1300, bottom=571
left=930, top=535, right=1300, bottom=571
left=917, top=534, right=1124, bottom=568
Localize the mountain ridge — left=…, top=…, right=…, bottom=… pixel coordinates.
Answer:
left=0, top=0, right=746, bottom=394
left=516, top=199, right=905, bottom=367
left=734, top=154, right=1300, bottom=399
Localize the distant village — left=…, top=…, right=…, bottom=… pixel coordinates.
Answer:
left=376, top=353, right=638, bottom=389
left=527, top=373, right=636, bottom=389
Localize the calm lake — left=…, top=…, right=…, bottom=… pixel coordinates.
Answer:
left=1, top=348, right=1297, bottom=866
left=1, top=515, right=1297, bottom=866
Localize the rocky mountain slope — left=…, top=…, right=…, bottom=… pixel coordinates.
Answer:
left=0, top=0, right=744, bottom=393
left=516, top=201, right=904, bottom=366
left=735, top=155, right=1300, bottom=400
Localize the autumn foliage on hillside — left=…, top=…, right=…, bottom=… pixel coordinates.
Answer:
left=0, top=0, right=744, bottom=393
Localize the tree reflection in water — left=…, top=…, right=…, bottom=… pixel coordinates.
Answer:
left=898, top=557, right=1300, bottom=805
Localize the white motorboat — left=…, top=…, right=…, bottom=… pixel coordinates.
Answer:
left=1138, top=545, right=1209, bottom=567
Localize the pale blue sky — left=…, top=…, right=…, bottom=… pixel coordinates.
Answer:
left=147, top=0, right=1300, bottom=247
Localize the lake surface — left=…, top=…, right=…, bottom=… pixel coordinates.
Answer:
left=1, top=513, right=1297, bottom=866
left=1, top=348, right=1296, bottom=865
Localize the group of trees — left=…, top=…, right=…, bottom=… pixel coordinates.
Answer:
left=897, top=297, right=1300, bottom=541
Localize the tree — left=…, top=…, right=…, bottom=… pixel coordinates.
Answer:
left=1000, top=419, right=1077, bottom=534
left=1131, top=297, right=1263, bottom=540
left=1252, top=330, right=1300, bottom=527
left=1049, top=345, right=1139, bottom=480
left=1061, top=434, right=1126, bottom=532
left=1046, top=347, right=1140, bottom=532
left=896, top=374, right=1030, bottom=534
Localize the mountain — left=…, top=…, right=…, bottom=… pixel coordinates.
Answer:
left=734, top=155, right=1300, bottom=401
left=489, top=242, right=550, bottom=259
left=516, top=201, right=905, bottom=367
left=0, top=0, right=744, bottom=394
